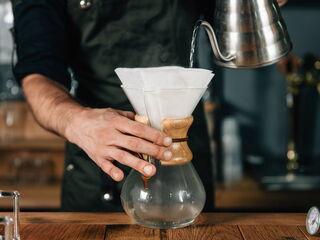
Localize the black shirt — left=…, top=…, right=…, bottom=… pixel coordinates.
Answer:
left=12, top=0, right=214, bottom=89
left=12, top=0, right=72, bottom=88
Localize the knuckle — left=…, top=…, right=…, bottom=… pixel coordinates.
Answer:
left=95, top=158, right=103, bottom=167
left=105, top=166, right=114, bottom=176
left=127, top=138, right=141, bottom=150
left=97, top=131, right=107, bottom=141
left=109, top=114, right=120, bottom=123
left=93, top=147, right=104, bottom=158
left=131, top=123, right=146, bottom=136
left=115, top=150, right=126, bottom=161
left=95, top=149, right=104, bottom=159
left=104, top=109, right=120, bottom=120
left=100, top=161, right=111, bottom=173
left=129, top=158, right=144, bottom=172
left=106, top=108, right=119, bottom=116
left=154, top=132, right=164, bottom=144
left=126, top=111, right=135, bottom=116
left=135, top=161, right=146, bottom=172
left=154, top=147, right=163, bottom=159
left=106, top=134, right=118, bottom=146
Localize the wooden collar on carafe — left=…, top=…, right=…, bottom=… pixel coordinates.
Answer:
left=135, top=115, right=193, bottom=166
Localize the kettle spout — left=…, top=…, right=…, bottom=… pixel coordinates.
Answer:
left=200, top=21, right=236, bottom=63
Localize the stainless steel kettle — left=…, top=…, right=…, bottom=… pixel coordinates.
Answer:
left=197, top=0, right=292, bottom=68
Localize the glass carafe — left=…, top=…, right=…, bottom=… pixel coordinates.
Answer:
left=120, top=89, right=206, bottom=229
left=121, top=160, right=206, bottom=229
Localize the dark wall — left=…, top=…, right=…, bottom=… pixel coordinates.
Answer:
left=221, top=5, right=320, bottom=165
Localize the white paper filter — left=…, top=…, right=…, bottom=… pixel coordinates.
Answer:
left=116, top=66, right=213, bottom=90
left=116, top=67, right=214, bottom=129
left=122, top=87, right=147, bottom=116
left=144, top=88, right=207, bottom=129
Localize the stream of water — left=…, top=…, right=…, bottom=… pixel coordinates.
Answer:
left=189, top=21, right=202, bottom=68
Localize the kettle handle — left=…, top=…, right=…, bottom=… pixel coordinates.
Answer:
left=201, top=21, right=236, bottom=62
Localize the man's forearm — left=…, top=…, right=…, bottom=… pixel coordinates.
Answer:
left=22, top=74, right=85, bottom=139
left=22, top=74, right=172, bottom=181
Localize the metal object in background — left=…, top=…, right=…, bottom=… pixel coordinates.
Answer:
left=0, top=191, right=20, bottom=240
left=0, top=101, right=26, bottom=141
left=0, top=0, right=14, bottom=65
left=0, top=216, right=13, bottom=240
left=0, top=154, right=56, bottom=184
left=8, top=158, right=55, bottom=184
left=285, top=54, right=320, bottom=171
left=0, top=0, right=23, bottom=101
left=262, top=54, right=320, bottom=190
left=307, top=206, right=320, bottom=235
left=222, top=117, right=243, bottom=186
left=79, top=0, right=92, bottom=9
left=191, top=0, right=292, bottom=68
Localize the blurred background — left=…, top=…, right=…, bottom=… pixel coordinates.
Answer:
left=0, top=0, right=320, bottom=212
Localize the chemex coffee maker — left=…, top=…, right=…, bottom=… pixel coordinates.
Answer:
left=116, top=67, right=214, bottom=229
left=116, top=0, right=292, bottom=229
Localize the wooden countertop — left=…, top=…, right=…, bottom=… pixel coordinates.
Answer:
left=216, top=177, right=320, bottom=211
left=0, top=139, right=64, bottom=151
left=0, top=184, right=61, bottom=209
left=3, top=212, right=318, bottom=240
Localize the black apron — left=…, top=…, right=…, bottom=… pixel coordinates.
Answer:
left=62, top=0, right=214, bottom=211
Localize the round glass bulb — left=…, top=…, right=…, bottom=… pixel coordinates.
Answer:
left=121, top=160, right=206, bottom=229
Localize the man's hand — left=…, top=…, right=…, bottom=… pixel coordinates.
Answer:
left=66, top=108, right=172, bottom=181
left=277, top=0, right=288, bottom=7
left=22, top=74, right=172, bottom=182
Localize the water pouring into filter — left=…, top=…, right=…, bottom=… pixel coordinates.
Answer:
left=116, top=67, right=214, bottom=229
left=115, top=0, right=293, bottom=229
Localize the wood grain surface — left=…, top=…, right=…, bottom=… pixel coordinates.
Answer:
left=239, top=225, right=306, bottom=240
left=1, top=213, right=319, bottom=240
left=105, top=225, right=160, bottom=240
left=162, top=225, right=243, bottom=240
left=15, top=212, right=306, bottom=225
left=20, top=224, right=105, bottom=240
left=299, top=226, right=320, bottom=240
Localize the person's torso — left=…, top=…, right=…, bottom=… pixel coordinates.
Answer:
left=61, top=0, right=214, bottom=212
left=66, top=0, right=201, bottom=108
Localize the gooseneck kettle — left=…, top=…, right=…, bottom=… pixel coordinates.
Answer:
left=194, top=0, right=292, bottom=68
